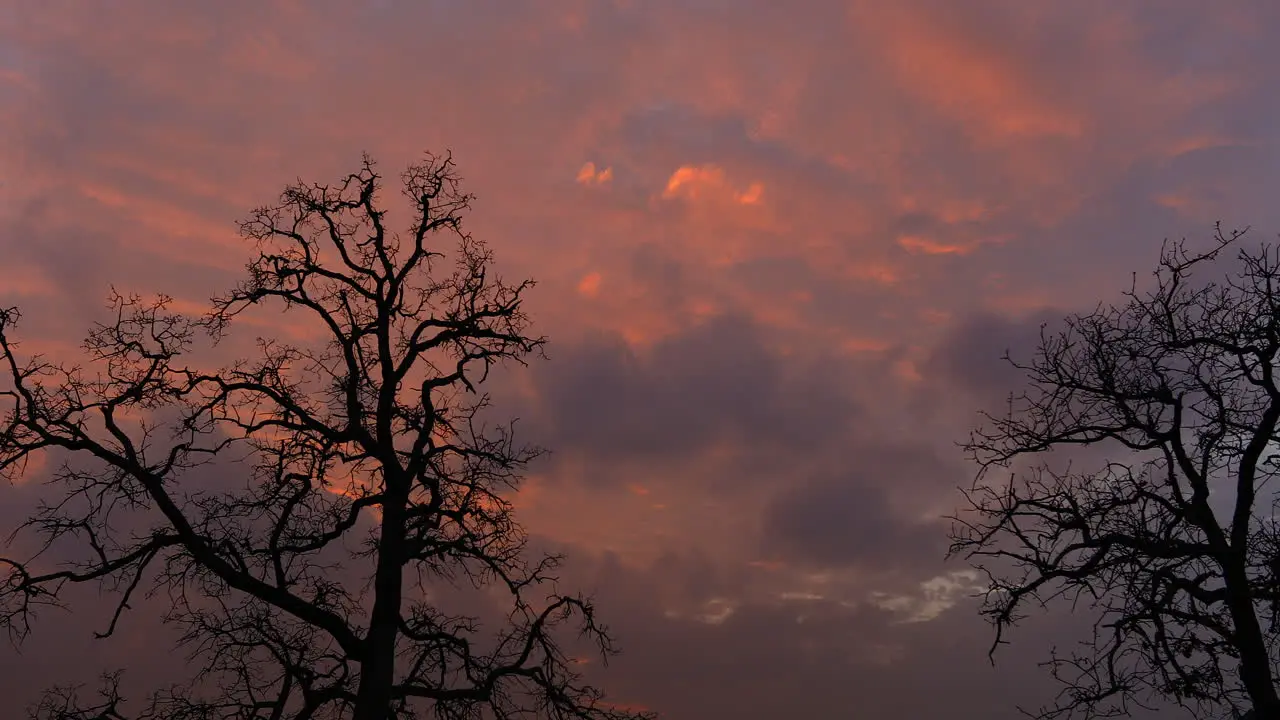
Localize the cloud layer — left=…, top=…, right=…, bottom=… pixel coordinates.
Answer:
left=3, top=1, right=1279, bottom=717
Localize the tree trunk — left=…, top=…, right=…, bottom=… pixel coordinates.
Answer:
left=352, top=499, right=407, bottom=720
left=1224, top=564, right=1280, bottom=718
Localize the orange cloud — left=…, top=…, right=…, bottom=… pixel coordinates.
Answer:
left=897, top=233, right=1008, bottom=256
left=858, top=5, right=1083, bottom=142
left=576, top=161, right=613, bottom=185
left=736, top=181, right=764, bottom=205
left=0, top=263, right=57, bottom=300
left=840, top=337, right=892, bottom=355
left=662, top=164, right=763, bottom=206
left=892, top=358, right=924, bottom=384
left=1154, top=193, right=1190, bottom=211
left=577, top=271, right=603, bottom=298
left=1164, top=135, right=1237, bottom=158
left=77, top=182, right=244, bottom=270
left=662, top=164, right=726, bottom=199
left=896, top=235, right=971, bottom=256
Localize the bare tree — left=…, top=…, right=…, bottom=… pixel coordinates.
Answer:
left=950, top=225, right=1280, bottom=720
left=0, top=153, right=649, bottom=720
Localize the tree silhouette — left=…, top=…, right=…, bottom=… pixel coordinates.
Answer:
left=0, top=153, right=649, bottom=720
left=952, top=225, right=1280, bottom=719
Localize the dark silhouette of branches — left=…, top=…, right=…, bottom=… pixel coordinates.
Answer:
left=0, top=152, right=651, bottom=720
left=951, top=224, right=1280, bottom=720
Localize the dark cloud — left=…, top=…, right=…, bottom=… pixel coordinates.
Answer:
left=535, top=313, right=860, bottom=466
left=762, top=450, right=956, bottom=570
left=547, top=542, right=1174, bottom=720
left=926, top=309, right=1066, bottom=408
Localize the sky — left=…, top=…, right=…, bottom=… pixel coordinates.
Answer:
left=2, top=1, right=1280, bottom=718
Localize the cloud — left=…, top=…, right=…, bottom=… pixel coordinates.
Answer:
left=576, top=270, right=603, bottom=297
left=2, top=0, right=1278, bottom=716
left=577, top=161, right=613, bottom=185
left=531, top=312, right=860, bottom=465
left=660, top=164, right=762, bottom=206
left=547, top=540, right=1170, bottom=719
left=925, top=308, right=1068, bottom=408
left=868, top=570, right=986, bottom=623
left=760, top=444, right=962, bottom=571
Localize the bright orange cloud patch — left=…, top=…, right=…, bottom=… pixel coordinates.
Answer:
left=577, top=271, right=603, bottom=298
left=897, top=233, right=1007, bottom=256
left=897, top=235, right=971, bottom=255
left=663, top=165, right=725, bottom=199
left=576, top=161, right=612, bottom=186
left=662, top=164, right=763, bottom=206
left=736, top=182, right=764, bottom=205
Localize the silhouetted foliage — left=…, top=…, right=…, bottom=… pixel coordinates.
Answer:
left=0, top=153, right=649, bottom=720
left=951, top=225, right=1280, bottom=720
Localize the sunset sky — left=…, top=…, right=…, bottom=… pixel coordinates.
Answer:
left=3, top=1, right=1280, bottom=718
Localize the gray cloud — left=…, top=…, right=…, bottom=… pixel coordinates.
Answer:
left=534, top=313, right=861, bottom=466
left=762, top=450, right=957, bottom=570
left=546, top=542, right=1173, bottom=720
left=926, top=309, right=1067, bottom=409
